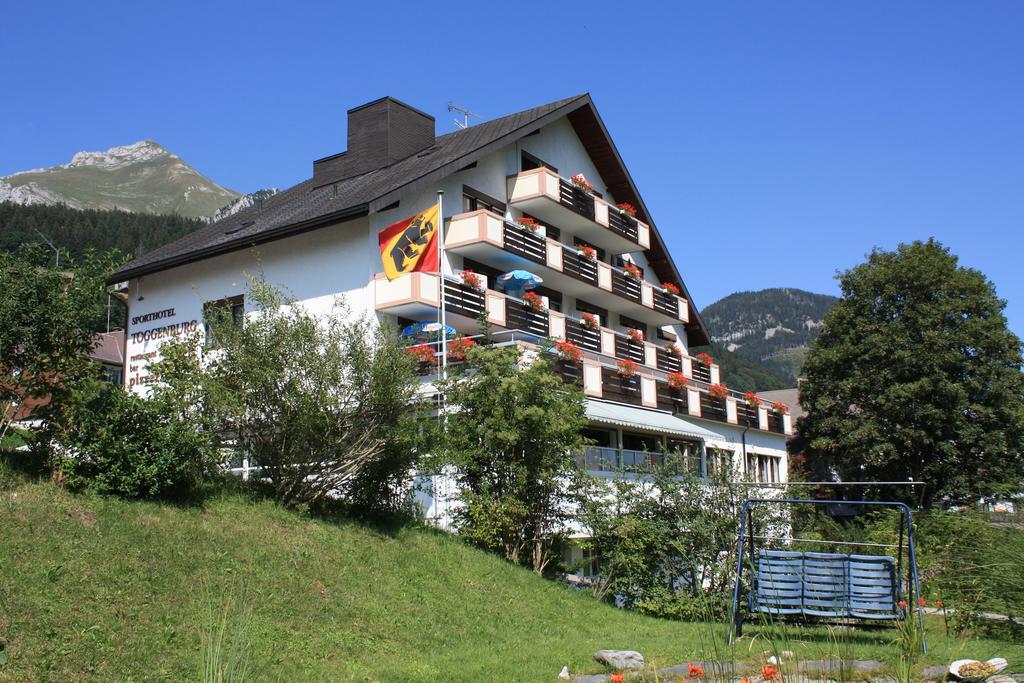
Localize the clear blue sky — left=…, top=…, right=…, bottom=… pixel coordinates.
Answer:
left=3, top=1, right=1022, bottom=335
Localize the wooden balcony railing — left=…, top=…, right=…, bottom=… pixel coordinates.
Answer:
left=652, top=289, right=679, bottom=317
left=692, top=359, right=712, bottom=384
left=736, top=401, right=760, bottom=428
left=501, top=223, right=546, bottom=264
left=606, top=208, right=641, bottom=243
left=655, top=347, right=682, bottom=373
left=443, top=280, right=486, bottom=319
left=610, top=270, right=642, bottom=303
left=561, top=247, right=600, bottom=286
left=504, top=299, right=549, bottom=338
left=558, top=178, right=597, bottom=222
left=565, top=318, right=601, bottom=353
left=600, top=367, right=644, bottom=406
left=699, top=393, right=728, bottom=423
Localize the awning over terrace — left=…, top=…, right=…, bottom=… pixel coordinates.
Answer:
left=584, top=399, right=721, bottom=441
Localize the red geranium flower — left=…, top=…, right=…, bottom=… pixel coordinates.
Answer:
left=447, top=337, right=476, bottom=362
left=688, top=662, right=704, bottom=678
left=516, top=216, right=540, bottom=232
left=664, top=343, right=682, bottom=358
left=743, top=391, right=761, bottom=408
left=708, top=383, right=730, bottom=399
left=555, top=340, right=582, bottom=363
left=898, top=600, right=908, bottom=608
left=610, top=674, right=624, bottom=683
left=617, top=202, right=637, bottom=217
left=580, top=312, right=600, bottom=330
left=661, top=282, right=681, bottom=296
left=627, top=328, right=644, bottom=344
left=622, top=263, right=642, bottom=279
left=521, top=291, right=546, bottom=312
left=935, top=600, right=944, bottom=607
left=405, top=344, right=435, bottom=365
left=695, top=352, right=714, bottom=367
left=571, top=173, right=594, bottom=192
left=667, top=372, right=689, bottom=392
left=578, top=244, right=597, bottom=261
left=617, top=359, right=638, bottom=379
left=771, top=401, right=789, bottom=414
left=460, top=269, right=482, bottom=290
left=762, top=665, right=781, bottom=681
left=918, top=598, right=926, bottom=606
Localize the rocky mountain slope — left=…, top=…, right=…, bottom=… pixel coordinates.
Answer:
left=700, top=288, right=838, bottom=384
left=0, top=141, right=240, bottom=219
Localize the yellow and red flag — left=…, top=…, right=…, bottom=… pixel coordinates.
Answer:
left=378, top=204, right=440, bottom=281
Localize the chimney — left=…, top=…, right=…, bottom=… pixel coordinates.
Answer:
left=313, top=97, right=435, bottom=185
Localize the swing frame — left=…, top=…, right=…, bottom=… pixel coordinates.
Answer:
left=728, top=498, right=926, bottom=653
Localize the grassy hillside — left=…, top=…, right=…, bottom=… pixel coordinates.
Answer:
left=1, top=462, right=1021, bottom=681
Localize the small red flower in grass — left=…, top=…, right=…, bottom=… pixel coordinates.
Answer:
left=935, top=600, right=944, bottom=607
left=898, top=600, right=908, bottom=608
left=688, top=662, right=704, bottom=678
left=610, top=674, right=624, bottom=683
left=762, top=665, right=781, bottom=681
left=918, top=598, right=927, bottom=606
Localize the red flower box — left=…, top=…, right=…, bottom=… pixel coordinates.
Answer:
left=743, top=391, right=761, bottom=408
left=627, top=328, right=644, bottom=344
left=516, top=216, right=540, bottom=232
left=555, top=340, right=582, bottom=363
left=448, top=337, right=476, bottom=362
left=708, top=383, right=730, bottom=400
left=406, top=344, right=435, bottom=365
left=696, top=352, right=714, bottom=367
left=664, top=344, right=681, bottom=358
left=622, top=263, right=642, bottom=280
left=580, top=312, right=600, bottom=331
left=616, top=359, right=638, bottom=379
left=521, top=291, right=546, bottom=312
left=578, top=244, right=597, bottom=262
left=667, top=372, right=688, bottom=391
left=661, top=282, right=681, bottom=296
left=616, top=202, right=637, bottom=217
left=771, top=401, right=789, bottom=414
left=571, top=173, right=593, bottom=193
left=461, top=269, right=482, bottom=291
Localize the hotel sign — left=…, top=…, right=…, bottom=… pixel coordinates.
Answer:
left=127, top=307, right=199, bottom=388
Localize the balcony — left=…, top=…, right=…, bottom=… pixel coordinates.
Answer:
left=507, top=168, right=651, bottom=255
left=578, top=445, right=702, bottom=475
left=445, top=210, right=689, bottom=329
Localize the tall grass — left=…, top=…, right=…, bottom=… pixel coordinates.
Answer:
left=200, top=589, right=254, bottom=683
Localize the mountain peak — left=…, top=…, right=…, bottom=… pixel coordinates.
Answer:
left=0, top=141, right=238, bottom=218
left=64, top=140, right=175, bottom=171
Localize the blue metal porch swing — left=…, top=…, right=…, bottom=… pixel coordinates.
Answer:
left=728, top=499, right=927, bottom=653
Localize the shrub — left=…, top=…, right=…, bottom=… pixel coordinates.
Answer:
left=54, top=383, right=216, bottom=499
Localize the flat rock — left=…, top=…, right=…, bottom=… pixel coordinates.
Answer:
left=593, top=649, right=644, bottom=671
left=799, top=659, right=884, bottom=672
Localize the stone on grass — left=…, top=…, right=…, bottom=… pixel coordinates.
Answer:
left=559, top=665, right=570, bottom=680
left=593, top=650, right=644, bottom=671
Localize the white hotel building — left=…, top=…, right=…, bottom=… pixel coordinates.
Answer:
left=111, top=94, right=790, bottom=510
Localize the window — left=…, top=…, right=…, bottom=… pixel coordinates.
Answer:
left=574, top=299, right=608, bottom=325
left=521, top=150, right=557, bottom=173
left=665, top=438, right=702, bottom=475
left=533, top=286, right=562, bottom=312
left=657, top=327, right=678, bottom=342
left=462, top=185, right=506, bottom=215
left=706, top=447, right=734, bottom=477
left=581, top=547, right=600, bottom=578
left=203, top=294, right=244, bottom=347
left=757, top=455, right=781, bottom=483
left=99, top=363, right=123, bottom=385
left=618, top=314, right=647, bottom=338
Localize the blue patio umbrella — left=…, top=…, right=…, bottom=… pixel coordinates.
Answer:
left=496, top=270, right=543, bottom=298
left=401, top=321, right=456, bottom=343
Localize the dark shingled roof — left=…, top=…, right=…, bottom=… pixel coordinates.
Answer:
left=110, top=93, right=710, bottom=345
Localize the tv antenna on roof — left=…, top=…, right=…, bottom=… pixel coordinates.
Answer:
left=448, top=102, right=479, bottom=129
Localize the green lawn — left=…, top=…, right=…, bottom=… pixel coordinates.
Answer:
left=0, top=462, right=1020, bottom=681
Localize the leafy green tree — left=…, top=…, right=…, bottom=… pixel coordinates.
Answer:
left=200, top=278, right=419, bottom=510
left=0, top=244, right=120, bottom=441
left=436, top=345, right=587, bottom=574
left=799, top=239, right=1024, bottom=505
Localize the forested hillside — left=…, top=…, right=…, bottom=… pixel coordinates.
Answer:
left=701, top=288, right=838, bottom=383
left=0, top=202, right=203, bottom=260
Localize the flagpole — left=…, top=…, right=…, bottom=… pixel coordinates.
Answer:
left=437, top=190, right=447, bottom=381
